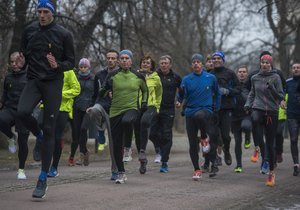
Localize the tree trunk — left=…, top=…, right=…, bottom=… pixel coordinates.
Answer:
left=75, top=1, right=111, bottom=61
left=294, top=22, right=300, bottom=63
left=9, top=0, right=29, bottom=54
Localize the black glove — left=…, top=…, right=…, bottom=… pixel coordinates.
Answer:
left=244, top=106, right=251, bottom=113
left=141, top=102, right=148, bottom=113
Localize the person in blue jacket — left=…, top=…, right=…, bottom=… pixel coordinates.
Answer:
left=176, top=53, right=221, bottom=180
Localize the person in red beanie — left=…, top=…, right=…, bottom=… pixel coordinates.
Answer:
left=244, top=53, right=285, bottom=187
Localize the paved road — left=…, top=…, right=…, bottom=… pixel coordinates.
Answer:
left=0, top=133, right=299, bottom=210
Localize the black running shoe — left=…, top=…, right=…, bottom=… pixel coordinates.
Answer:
left=215, top=155, right=222, bottom=166
left=32, top=180, right=48, bottom=198
left=293, top=166, right=299, bottom=176
left=224, top=152, right=232, bottom=166
left=139, top=159, right=148, bottom=174
left=33, top=141, right=41, bottom=162
left=209, top=165, right=219, bottom=178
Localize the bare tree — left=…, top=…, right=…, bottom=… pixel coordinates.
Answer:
left=242, top=0, right=300, bottom=77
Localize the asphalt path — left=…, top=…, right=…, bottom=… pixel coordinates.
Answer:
left=0, top=133, right=299, bottom=210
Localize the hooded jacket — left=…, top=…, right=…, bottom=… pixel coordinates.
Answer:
left=245, top=70, right=284, bottom=114
left=137, top=70, right=162, bottom=112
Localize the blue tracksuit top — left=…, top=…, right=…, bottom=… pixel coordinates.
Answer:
left=286, top=76, right=300, bottom=119
left=178, top=70, right=221, bottom=117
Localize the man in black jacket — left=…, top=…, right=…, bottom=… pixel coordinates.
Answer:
left=16, top=0, right=75, bottom=199
left=210, top=51, right=241, bottom=166
left=149, top=55, right=182, bottom=173
left=92, top=49, right=119, bottom=180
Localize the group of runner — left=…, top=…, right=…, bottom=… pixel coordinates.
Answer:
left=1, top=0, right=300, bottom=199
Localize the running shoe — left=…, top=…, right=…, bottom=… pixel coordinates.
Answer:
left=139, top=151, right=148, bottom=174
left=260, top=161, right=269, bottom=174
left=111, top=172, right=119, bottom=180
left=244, top=139, right=251, bottom=149
left=115, top=173, right=127, bottom=184
left=251, top=148, right=260, bottom=163
left=32, top=180, right=48, bottom=198
left=139, top=159, right=148, bottom=174
left=123, top=147, right=133, bottom=162
left=234, top=166, right=243, bottom=173
left=83, top=151, right=90, bottom=166
left=200, top=136, right=210, bottom=154
left=192, top=169, right=202, bottom=180
left=8, top=134, right=17, bottom=154
left=33, top=141, right=41, bottom=161
left=160, top=162, right=169, bottom=173
left=154, top=153, right=161, bottom=163
left=200, top=164, right=209, bottom=173
left=68, top=158, right=75, bottom=166
left=98, top=143, right=105, bottom=151
left=265, top=172, right=275, bottom=187
left=217, top=146, right=223, bottom=155
left=76, top=153, right=84, bottom=165
left=276, top=154, right=283, bottom=163
left=224, top=151, right=232, bottom=166
left=47, top=166, right=59, bottom=178
left=293, top=166, right=299, bottom=176
left=17, top=169, right=27, bottom=180
left=215, top=155, right=222, bottom=166
left=209, top=165, right=218, bottom=178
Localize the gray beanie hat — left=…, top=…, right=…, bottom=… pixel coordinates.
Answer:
left=191, top=53, right=204, bottom=63
left=120, top=49, right=133, bottom=60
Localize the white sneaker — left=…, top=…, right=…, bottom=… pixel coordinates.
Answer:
left=123, top=147, right=132, bottom=162
left=200, top=136, right=210, bottom=154
left=154, top=153, right=161, bottom=163
left=17, top=169, right=27, bottom=180
left=8, top=134, right=17, bottom=154
left=115, top=173, right=127, bottom=184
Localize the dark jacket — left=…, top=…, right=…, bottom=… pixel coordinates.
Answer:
left=74, top=73, right=95, bottom=112
left=20, top=21, right=75, bottom=80
left=1, top=70, right=27, bottom=110
left=286, top=76, right=300, bottom=119
left=157, top=69, right=181, bottom=115
left=211, top=66, right=241, bottom=110
left=246, top=68, right=286, bottom=91
left=232, top=80, right=249, bottom=119
left=93, top=66, right=118, bottom=113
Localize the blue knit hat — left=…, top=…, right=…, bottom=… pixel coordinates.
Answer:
left=120, top=49, right=133, bottom=60
left=37, top=0, right=55, bottom=14
left=212, top=51, right=225, bottom=62
left=191, top=53, right=204, bottom=63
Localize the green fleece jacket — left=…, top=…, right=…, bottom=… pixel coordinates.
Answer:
left=101, top=68, right=148, bottom=118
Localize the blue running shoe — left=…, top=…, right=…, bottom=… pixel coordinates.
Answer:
left=111, top=172, right=118, bottom=180
left=47, top=166, right=59, bottom=178
left=160, top=162, right=169, bottom=173
left=260, top=161, right=269, bottom=174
